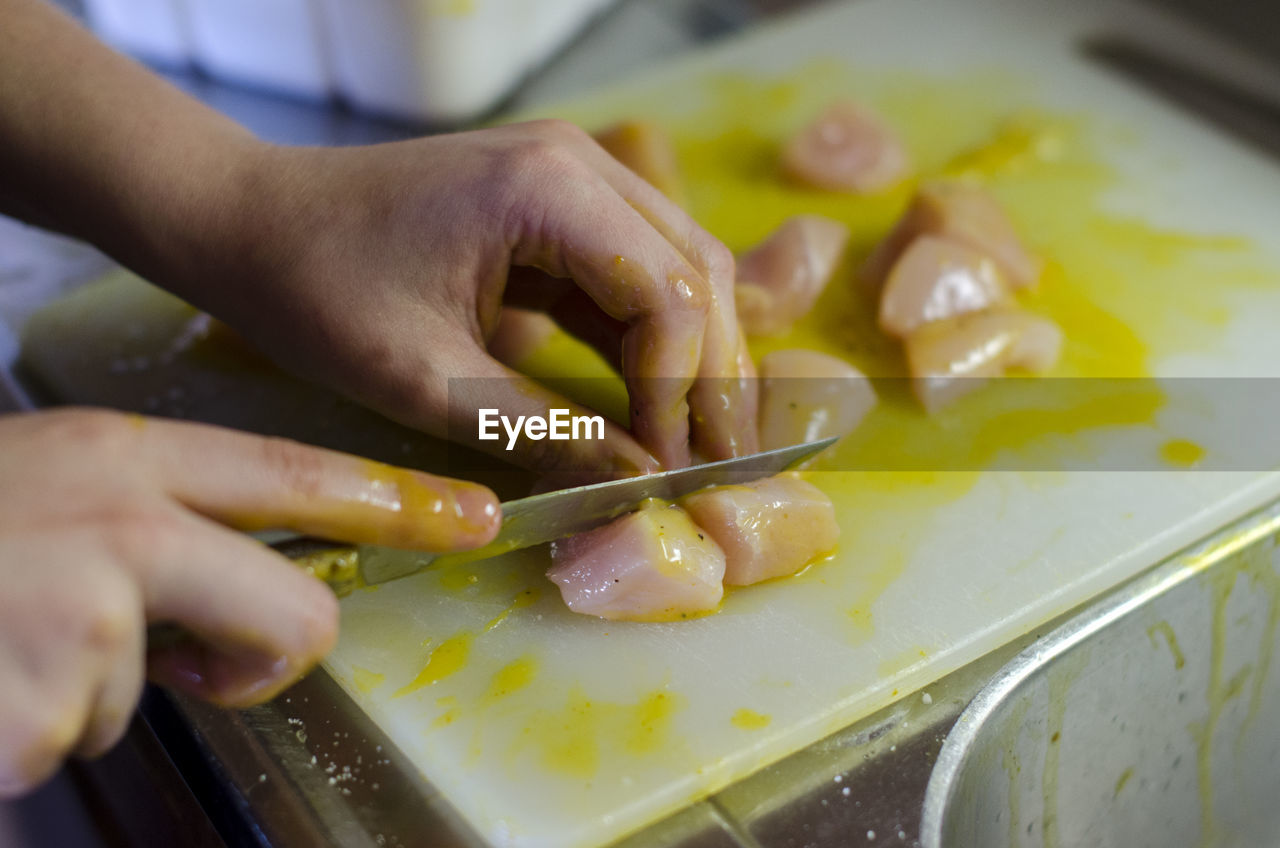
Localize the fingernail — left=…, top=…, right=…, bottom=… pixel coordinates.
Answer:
left=453, top=482, right=501, bottom=542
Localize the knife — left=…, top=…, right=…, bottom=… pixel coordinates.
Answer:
left=280, top=436, right=838, bottom=595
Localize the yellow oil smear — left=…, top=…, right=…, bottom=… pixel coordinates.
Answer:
left=731, top=708, right=772, bottom=730
left=878, top=646, right=930, bottom=679
left=627, top=691, right=682, bottom=754
left=1161, top=439, right=1206, bottom=468
left=360, top=460, right=495, bottom=543
left=393, top=632, right=473, bottom=698
left=515, top=687, right=687, bottom=779
left=1000, top=696, right=1032, bottom=848
left=1237, top=537, right=1280, bottom=747
left=432, top=694, right=461, bottom=728
left=439, top=567, right=481, bottom=592
left=1189, top=535, right=1280, bottom=844
left=843, top=548, right=908, bottom=645
left=942, top=115, right=1068, bottom=180
left=1114, top=766, right=1134, bottom=798
left=351, top=666, right=386, bottom=694
left=485, top=656, right=539, bottom=702
left=1190, top=565, right=1234, bottom=847
left=1147, top=621, right=1187, bottom=670
left=1042, top=647, right=1088, bottom=848
left=434, top=555, right=540, bottom=604
left=485, top=588, right=542, bottom=632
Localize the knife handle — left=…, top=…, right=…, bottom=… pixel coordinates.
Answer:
left=271, top=537, right=363, bottom=598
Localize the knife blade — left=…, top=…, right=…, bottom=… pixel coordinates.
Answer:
left=306, top=436, right=837, bottom=592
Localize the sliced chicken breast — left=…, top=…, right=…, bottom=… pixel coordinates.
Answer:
left=781, top=100, right=910, bottom=193
left=547, top=501, right=725, bottom=621
left=863, top=182, right=1042, bottom=291
left=906, top=309, right=1063, bottom=412
left=736, top=215, right=851, bottom=335
left=757, top=349, right=876, bottom=451
left=878, top=234, right=1011, bottom=338
left=681, top=474, right=839, bottom=586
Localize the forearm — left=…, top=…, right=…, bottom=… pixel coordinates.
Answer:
left=0, top=0, right=262, bottom=291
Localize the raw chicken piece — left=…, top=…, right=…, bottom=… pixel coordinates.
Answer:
left=878, top=235, right=1011, bottom=339
left=905, top=309, right=1063, bottom=413
left=863, top=182, right=1042, bottom=291
left=547, top=501, right=725, bottom=621
left=594, top=120, right=685, bottom=204
left=757, top=349, right=876, bottom=451
left=780, top=101, right=910, bottom=193
left=735, top=215, right=851, bottom=335
left=681, top=474, right=839, bottom=586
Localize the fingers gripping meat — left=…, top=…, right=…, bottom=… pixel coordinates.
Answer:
left=735, top=215, right=851, bottom=336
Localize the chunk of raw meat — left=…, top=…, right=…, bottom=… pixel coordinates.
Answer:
left=878, top=235, right=1011, bottom=338
left=681, top=474, right=839, bottom=585
left=757, top=349, right=876, bottom=451
left=547, top=501, right=725, bottom=621
left=736, top=215, right=851, bottom=335
left=780, top=101, right=910, bottom=193
left=863, top=182, right=1042, bottom=291
left=594, top=120, right=685, bottom=203
left=905, top=309, right=1063, bottom=412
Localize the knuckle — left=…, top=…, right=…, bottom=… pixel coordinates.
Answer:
left=525, top=118, right=589, bottom=145
left=45, top=568, right=139, bottom=655
left=99, top=503, right=184, bottom=566
left=701, top=241, right=737, bottom=293
left=297, top=589, right=340, bottom=658
left=39, top=408, right=136, bottom=456
left=77, top=707, right=135, bottom=760
left=82, top=593, right=137, bottom=655
left=260, top=437, right=329, bottom=500
left=669, top=271, right=712, bottom=314
left=0, top=713, right=78, bottom=797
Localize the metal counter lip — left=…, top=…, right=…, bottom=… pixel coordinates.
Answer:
left=918, top=495, right=1280, bottom=848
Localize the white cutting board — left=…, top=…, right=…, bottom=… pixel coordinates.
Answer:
left=17, top=1, right=1280, bottom=846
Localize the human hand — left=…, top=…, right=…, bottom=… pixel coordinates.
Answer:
left=0, top=409, right=498, bottom=797
left=180, top=120, right=757, bottom=477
